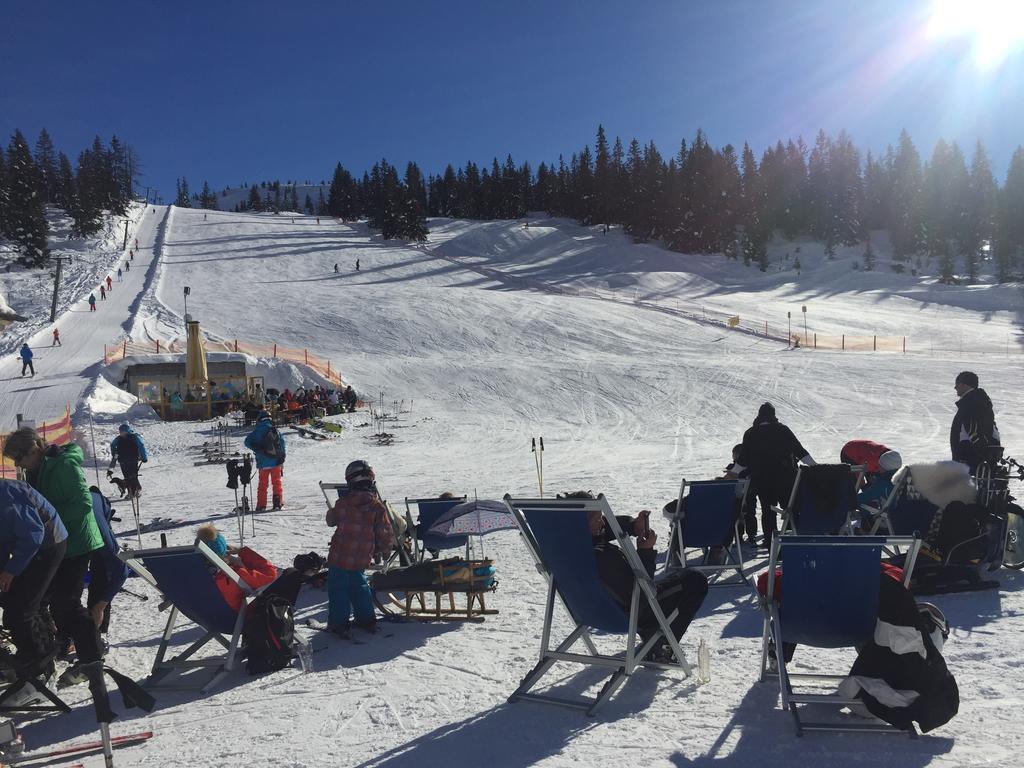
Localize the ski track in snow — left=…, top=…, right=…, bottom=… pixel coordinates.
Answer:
left=2, top=208, right=1024, bottom=766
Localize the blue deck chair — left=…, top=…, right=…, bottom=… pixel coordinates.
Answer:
left=778, top=464, right=865, bottom=535
left=866, top=469, right=940, bottom=538
left=758, top=535, right=922, bottom=737
left=119, top=542, right=256, bottom=692
left=319, top=481, right=412, bottom=567
left=405, top=496, right=469, bottom=561
left=664, top=478, right=750, bottom=585
left=504, top=494, right=690, bottom=716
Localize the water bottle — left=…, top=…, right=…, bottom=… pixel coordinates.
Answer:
left=296, top=638, right=314, bottom=673
left=697, top=638, right=711, bottom=683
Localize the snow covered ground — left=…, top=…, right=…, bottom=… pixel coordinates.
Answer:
left=2, top=208, right=1023, bottom=767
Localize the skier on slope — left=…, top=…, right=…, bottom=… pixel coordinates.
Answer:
left=108, top=423, right=148, bottom=498
left=52, top=328, right=61, bottom=346
left=124, top=260, right=130, bottom=273
left=19, top=344, right=34, bottom=377
left=355, top=259, right=360, bottom=271
left=134, top=238, right=138, bottom=250
left=88, top=293, right=97, bottom=311
left=116, top=268, right=122, bottom=282
left=334, top=263, right=339, bottom=274
left=99, top=285, right=106, bottom=300
left=105, top=276, right=112, bottom=291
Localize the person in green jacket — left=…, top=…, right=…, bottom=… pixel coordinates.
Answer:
left=3, top=428, right=104, bottom=672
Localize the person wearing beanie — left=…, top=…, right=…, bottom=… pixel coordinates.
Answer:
left=323, top=460, right=394, bottom=636
left=733, top=403, right=815, bottom=547
left=951, top=371, right=1001, bottom=473
left=244, top=411, right=286, bottom=511
left=196, top=524, right=278, bottom=613
left=108, top=423, right=147, bottom=498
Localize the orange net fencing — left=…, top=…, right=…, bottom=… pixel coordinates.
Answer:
left=0, top=406, right=73, bottom=479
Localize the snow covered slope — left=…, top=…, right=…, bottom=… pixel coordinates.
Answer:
left=12, top=208, right=1024, bottom=767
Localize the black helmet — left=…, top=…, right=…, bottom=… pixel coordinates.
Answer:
left=345, top=459, right=375, bottom=485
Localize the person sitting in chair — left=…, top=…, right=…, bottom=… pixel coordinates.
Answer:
left=196, top=524, right=278, bottom=612
left=567, top=491, right=708, bottom=661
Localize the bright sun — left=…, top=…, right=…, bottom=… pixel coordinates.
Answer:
left=927, top=0, right=1024, bottom=70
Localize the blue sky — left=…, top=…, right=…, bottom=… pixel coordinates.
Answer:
left=2, top=0, right=1022, bottom=201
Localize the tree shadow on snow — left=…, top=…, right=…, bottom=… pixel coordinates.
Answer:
left=353, top=667, right=680, bottom=768
left=670, top=681, right=954, bottom=767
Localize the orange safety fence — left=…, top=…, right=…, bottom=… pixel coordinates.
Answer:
left=103, top=337, right=343, bottom=385
left=0, top=405, right=73, bottom=479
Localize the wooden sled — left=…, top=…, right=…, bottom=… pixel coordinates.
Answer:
left=372, top=558, right=498, bottom=622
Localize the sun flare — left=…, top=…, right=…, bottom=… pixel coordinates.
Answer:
left=927, top=0, right=1024, bottom=70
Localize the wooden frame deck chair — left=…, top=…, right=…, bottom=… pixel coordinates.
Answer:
left=664, top=478, right=750, bottom=585
left=118, top=542, right=256, bottom=693
left=404, top=496, right=469, bottom=561
left=759, top=535, right=922, bottom=737
left=778, top=464, right=865, bottom=535
left=504, top=494, right=690, bottom=715
left=319, top=481, right=413, bottom=568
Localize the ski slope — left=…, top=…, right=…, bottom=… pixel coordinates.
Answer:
left=0, top=206, right=164, bottom=432
left=5, top=208, right=1024, bottom=767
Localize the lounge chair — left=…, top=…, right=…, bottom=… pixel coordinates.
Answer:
left=758, top=535, right=922, bottom=736
left=503, top=494, right=690, bottom=715
left=778, top=464, right=864, bottom=535
left=118, top=542, right=255, bottom=692
left=404, top=496, right=468, bottom=561
left=663, top=478, right=750, bottom=585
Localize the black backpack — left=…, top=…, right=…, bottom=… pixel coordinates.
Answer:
left=261, top=426, right=281, bottom=458
left=243, top=593, right=295, bottom=674
left=115, top=433, right=140, bottom=465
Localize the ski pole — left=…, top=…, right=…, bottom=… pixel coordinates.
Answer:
left=120, top=587, right=149, bottom=601
left=539, top=437, right=545, bottom=497
left=88, top=417, right=101, bottom=488
left=532, top=438, right=541, bottom=496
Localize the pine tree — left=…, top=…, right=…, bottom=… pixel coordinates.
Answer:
left=54, top=151, right=74, bottom=210
left=996, top=146, right=1024, bottom=281
left=248, top=184, right=262, bottom=211
left=888, top=130, right=924, bottom=258
left=304, top=193, right=313, bottom=214
left=593, top=124, right=612, bottom=228
left=198, top=181, right=217, bottom=209
left=174, top=177, right=192, bottom=207
left=5, top=130, right=48, bottom=264
left=964, top=141, right=996, bottom=280
left=34, top=128, right=57, bottom=204
left=863, top=240, right=876, bottom=271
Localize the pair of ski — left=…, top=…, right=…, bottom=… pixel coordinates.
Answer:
left=9, top=730, right=152, bottom=765
left=304, top=619, right=393, bottom=642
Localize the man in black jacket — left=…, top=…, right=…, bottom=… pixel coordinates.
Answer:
left=587, top=504, right=708, bottom=660
left=950, top=371, right=1001, bottom=474
left=732, top=402, right=816, bottom=547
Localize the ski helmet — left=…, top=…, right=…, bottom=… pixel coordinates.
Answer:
left=345, top=459, right=374, bottom=485
left=878, top=451, right=902, bottom=472
left=917, top=601, right=950, bottom=652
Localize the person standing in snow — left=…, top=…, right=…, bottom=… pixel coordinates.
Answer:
left=89, top=293, right=97, bottom=311
left=129, top=249, right=134, bottom=260
left=19, top=344, right=34, bottom=377
left=105, top=275, right=112, bottom=291
left=116, top=268, right=122, bottom=282
left=355, top=259, right=360, bottom=271
left=244, top=411, right=286, bottom=511
left=333, top=263, right=339, bottom=274
left=950, top=371, right=1001, bottom=474
left=108, top=423, right=147, bottom=498
left=124, top=260, right=130, bottom=273
left=733, top=402, right=816, bottom=547
left=324, top=460, right=393, bottom=635
left=0, top=480, right=68, bottom=684
left=1, top=429, right=105, bottom=684
left=52, top=328, right=61, bottom=346
left=99, top=285, right=106, bottom=300
left=133, top=238, right=138, bottom=250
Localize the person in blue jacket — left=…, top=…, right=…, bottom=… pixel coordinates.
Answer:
left=108, top=423, right=148, bottom=498
left=86, top=489, right=129, bottom=633
left=244, top=411, right=286, bottom=511
left=19, top=343, right=34, bottom=377
left=0, top=480, right=68, bottom=675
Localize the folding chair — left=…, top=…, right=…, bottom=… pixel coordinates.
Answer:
left=758, top=535, right=922, bottom=737
left=0, top=648, right=70, bottom=715
left=119, top=542, right=256, bottom=692
left=504, top=494, right=690, bottom=716
left=664, top=478, right=750, bottom=585
left=404, top=496, right=468, bottom=561
left=866, top=470, right=939, bottom=538
left=319, top=481, right=412, bottom=568
left=778, top=464, right=864, bottom=535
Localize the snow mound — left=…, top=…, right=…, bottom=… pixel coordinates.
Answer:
left=84, top=375, right=158, bottom=421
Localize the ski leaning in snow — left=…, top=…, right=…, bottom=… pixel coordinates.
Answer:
left=9, top=731, right=153, bottom=765
left=303, top=618, right=394, bottom=641
left=136, top=517, right=185, bottom=533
